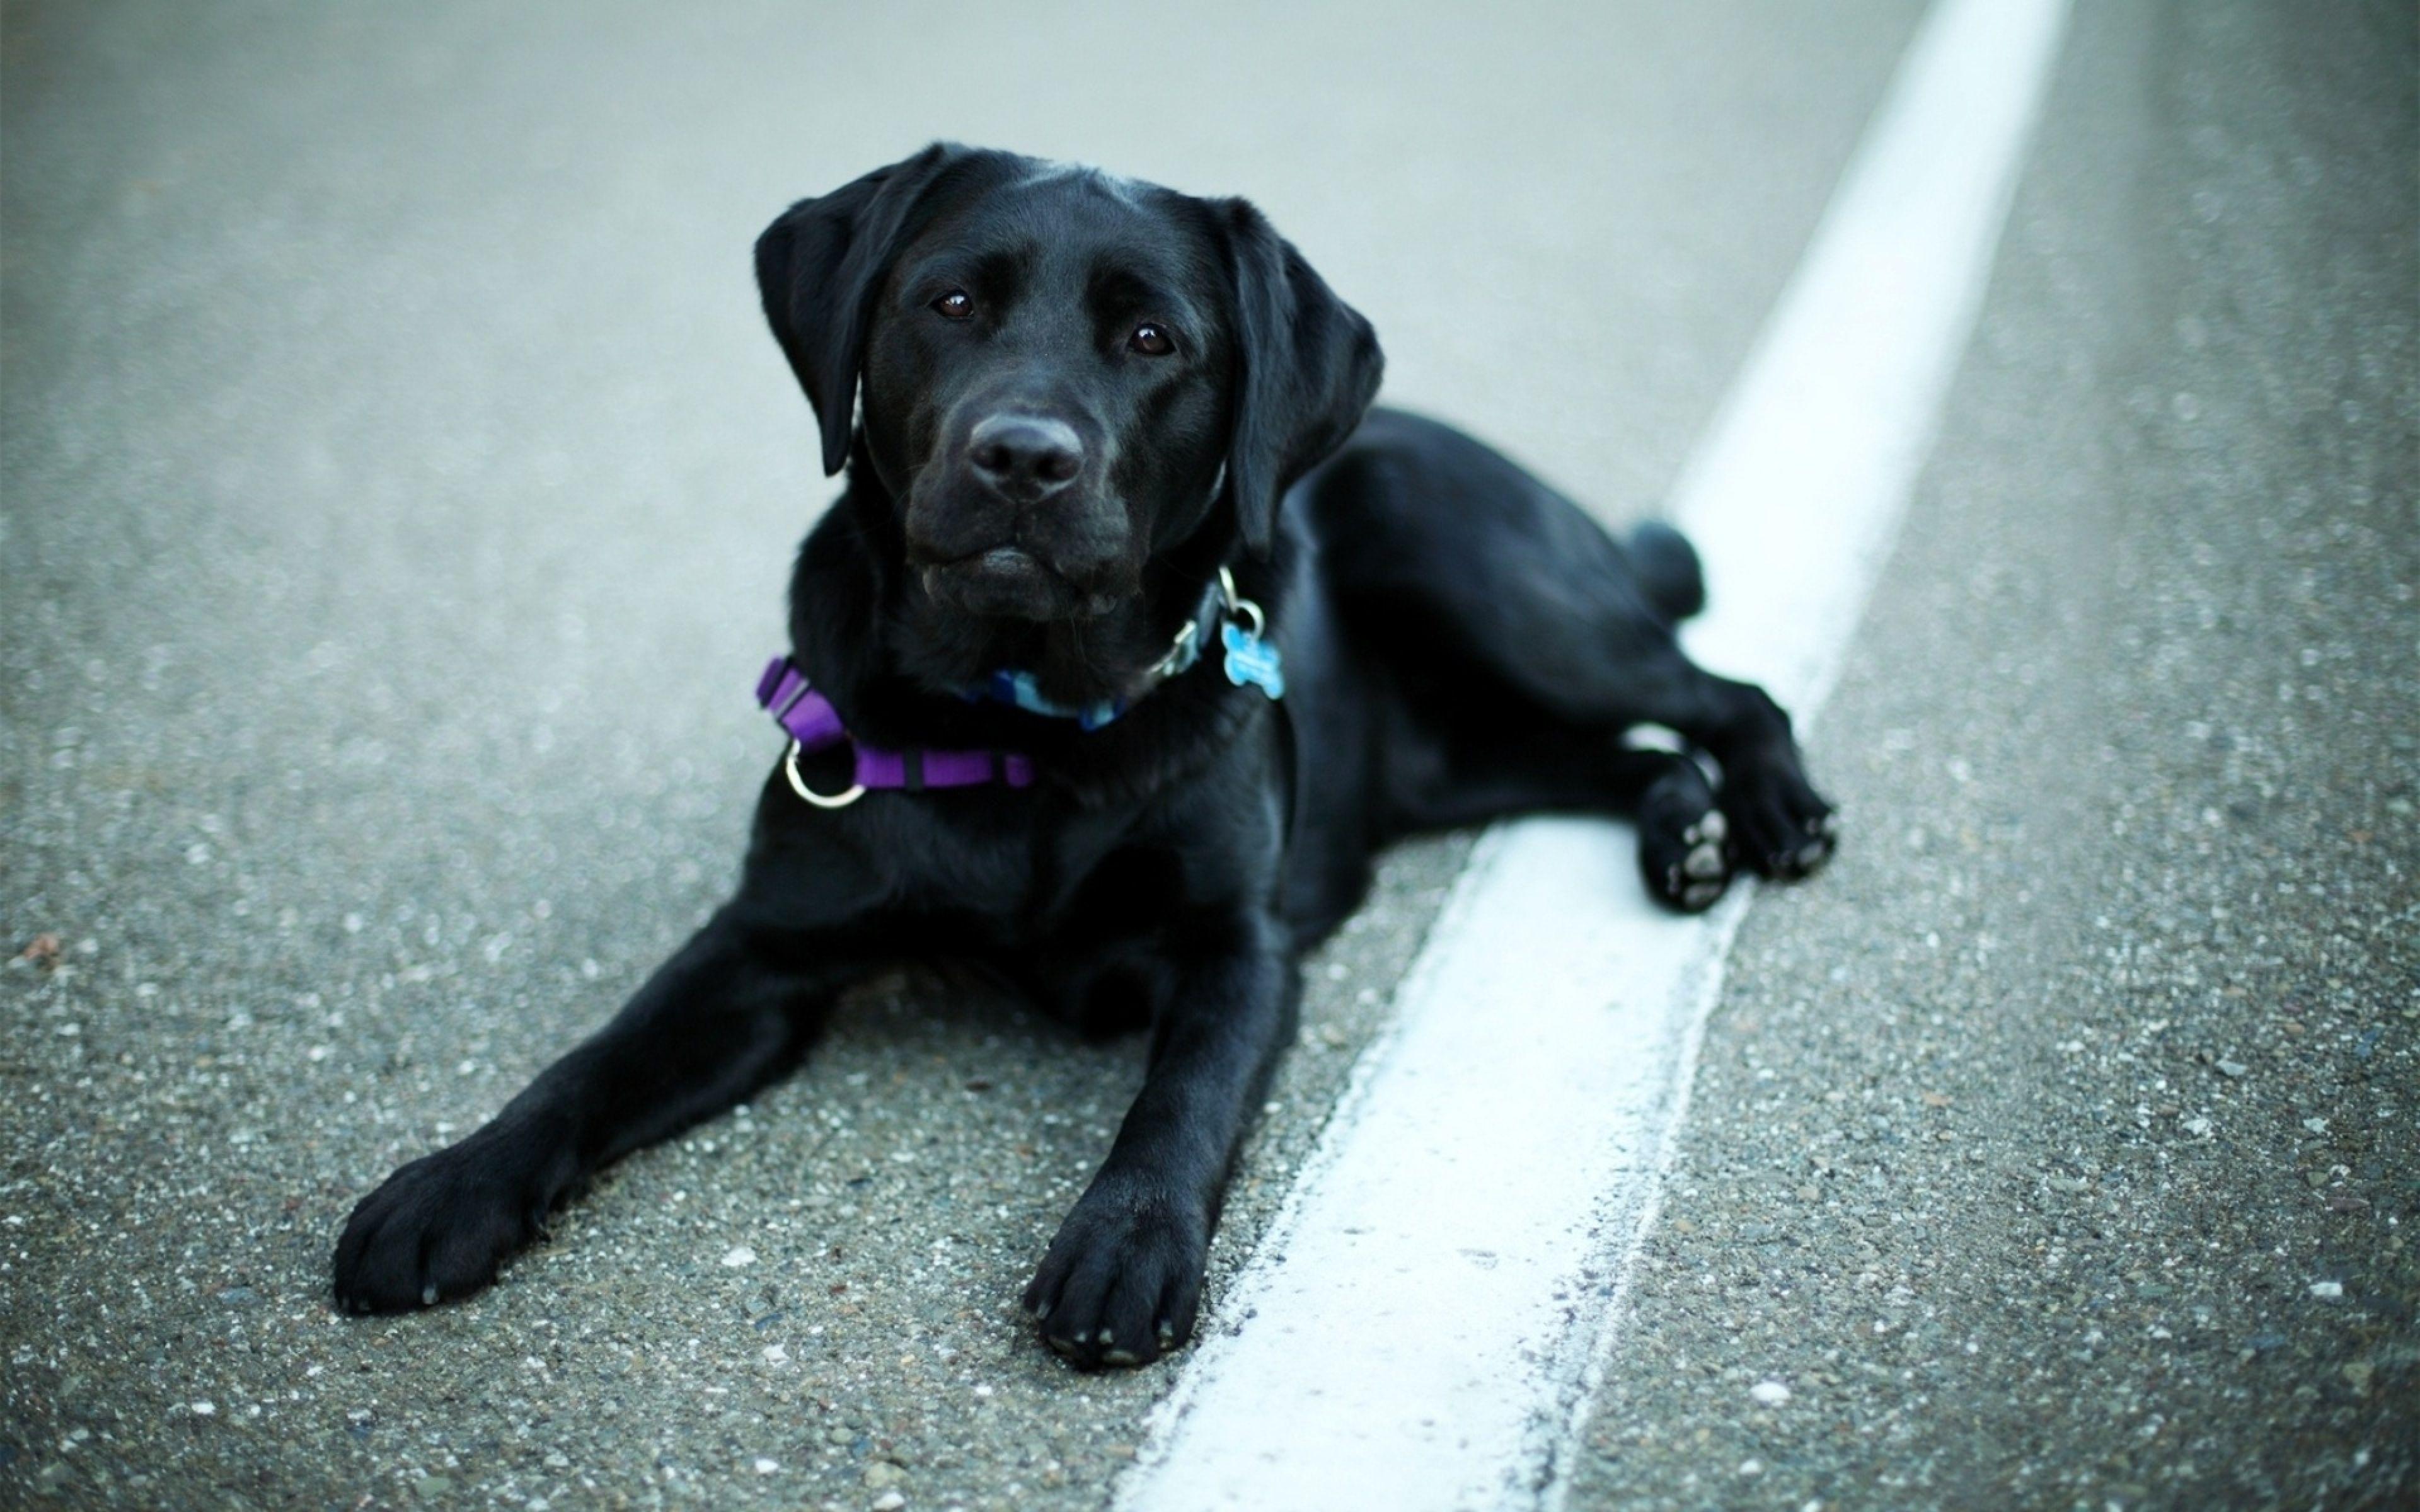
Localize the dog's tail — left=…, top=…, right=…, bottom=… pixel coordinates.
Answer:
left=1628, top=520, right=1705, bottom=624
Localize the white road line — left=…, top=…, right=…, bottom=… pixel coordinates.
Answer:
left=1116, top=1, right=2072, bottom=1508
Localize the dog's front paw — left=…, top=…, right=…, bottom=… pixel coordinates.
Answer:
left=332, top=1133, right=562, bottom=1314
left=1720, top=746, right=1838, bottom=880
left=1022, top=1185, right=1207, bottom=1369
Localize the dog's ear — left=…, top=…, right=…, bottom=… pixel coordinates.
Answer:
left=756, top=143, right=971, bottom=477
left=1219, top=200, right=1384, bottom=557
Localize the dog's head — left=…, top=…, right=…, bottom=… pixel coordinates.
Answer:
left=755, top=145, right=1382, bottom=623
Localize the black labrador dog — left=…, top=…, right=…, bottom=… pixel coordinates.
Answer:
left=332, top=144, right=1833, bottom=1367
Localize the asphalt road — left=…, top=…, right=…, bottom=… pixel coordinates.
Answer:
left=2, top=3, right=2411, bottom=1510
left=1569, top=5, right=2417, bottom=1509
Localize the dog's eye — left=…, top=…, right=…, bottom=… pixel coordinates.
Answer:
left=932, top=290, right=974, bottom=319
left=1129, top=323, right=1175, bottom=357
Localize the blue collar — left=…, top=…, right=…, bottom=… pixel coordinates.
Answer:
left=958, top=567, right=1284, bottom=729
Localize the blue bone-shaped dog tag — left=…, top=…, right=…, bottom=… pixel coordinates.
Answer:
left=1221, top=621, right=1285, bottom=701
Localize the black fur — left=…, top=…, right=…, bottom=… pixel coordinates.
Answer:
left=331, top=146, right=1835, bottom=1368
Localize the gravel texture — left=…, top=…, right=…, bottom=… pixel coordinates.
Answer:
left=1, top=3, right=1923, bottom=1508
left=14, top=3, right=2407, bottom=1510
left=1569, top=4, right=2418, bottom=1508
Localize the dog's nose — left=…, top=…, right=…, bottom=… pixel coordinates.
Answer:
left=967, top=415, right=1083, bottom=498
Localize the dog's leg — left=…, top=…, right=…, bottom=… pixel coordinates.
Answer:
left=1379, top=721, right=1735, bottom=912
left=332, top=910, right=852, bottom=1313
left=1480, top=648, right=1833, bottom=883
left=1594, top=658, right=1836, bottom=881
left=1312, top=415, right=1835, bottom=882
left=1022, top=907, right=1297, bottom=1368
left=1393, top=587, right=1829, bottom=883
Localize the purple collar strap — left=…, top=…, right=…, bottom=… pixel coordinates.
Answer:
left=755, top=566, right=1278, bottom=809
left=756, top=657, right=1034, bottom=808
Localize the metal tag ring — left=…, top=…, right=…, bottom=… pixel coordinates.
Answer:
left=1216, top=566, right=1267, bottom=638
left=783, top=740, right=865, bottom=808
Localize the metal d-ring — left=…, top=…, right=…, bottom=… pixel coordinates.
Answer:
left=783, top=739, right=865, bottom=808
left=1144, top=616, right=1199, bottom=681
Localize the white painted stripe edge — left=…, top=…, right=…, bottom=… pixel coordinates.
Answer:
left=1541, top=3, right=2073, bottom=1506
left=1119, top=1, right=2073, bottom=1506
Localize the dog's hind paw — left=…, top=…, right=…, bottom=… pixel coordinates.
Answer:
left=1638, top=762, right=1734, bottom=913
left=1653, top=811, right=1732, bottom=912
left=1720, top=747, right=1838, bottom=881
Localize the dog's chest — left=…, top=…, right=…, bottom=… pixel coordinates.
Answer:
left=868, top=794, right=1161, bottom=939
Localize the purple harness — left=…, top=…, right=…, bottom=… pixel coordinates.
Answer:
left=756, top=657, right=1034, bottom=808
